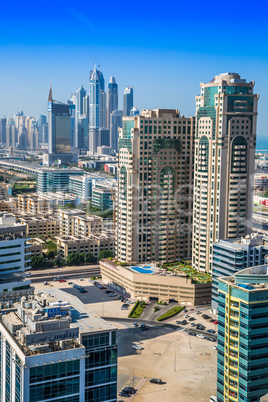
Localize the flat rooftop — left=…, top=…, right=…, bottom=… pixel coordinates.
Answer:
left=219, top=265, right=268, bottom=291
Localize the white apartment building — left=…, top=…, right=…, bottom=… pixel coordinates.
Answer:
left=116, top=109, right=195, bottom=264
left=0, top=213, right=33, bottom=302
left=192, top=73, right=258, bottom=273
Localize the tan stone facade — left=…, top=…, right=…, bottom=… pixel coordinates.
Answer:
left=56, top=234, right=115, bottom=259
left=100, top=259, right=211, bottom=306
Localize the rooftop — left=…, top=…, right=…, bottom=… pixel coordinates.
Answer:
left=0, top=290, right=115, bottom=357
left=219, top=265, right=268, bottom=291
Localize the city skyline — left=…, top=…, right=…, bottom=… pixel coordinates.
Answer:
left=0, top=1, right=267, bottom=143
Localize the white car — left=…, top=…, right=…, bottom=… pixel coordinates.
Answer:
left=132, top=345, right=142, bottom=350
left=197, top=334, right=205, bottom=339
left=213, top=345, right=218, bottom=350
left=132, top=322, right=139, bottom=327
left=183, top=314, right=190, bottom=318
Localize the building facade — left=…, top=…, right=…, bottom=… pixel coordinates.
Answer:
left=212, top=233, right=268, bottom=311
left=110, top=110, right=123, bottom=151
left=0, top=214, right=33, bottom=302
left=0, top=291, right=117, bottom=402
left=115, top=109, right=195, bottom=264
left=107, top=76, right=118, bottom=130
left=100, top=259, right=211, bottom=305
left=217, top=266, right=268, bottom=402
left=37, top=168, right=84, bottom=193
left=192, top=73, right=258, bottom=273
left=123, top=86, right=133, bottom=117
left=58, top=210, right=103, bottom=237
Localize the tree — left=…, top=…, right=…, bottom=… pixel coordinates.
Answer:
left=98, top=250, right=113, bottom=260
left=31, top=255, right=46, bottom=268
left=79, top=252, right=94, bottom=264
left=67, top=253, right=79, bottom=265
left=46, top=250, right=55, bottom=259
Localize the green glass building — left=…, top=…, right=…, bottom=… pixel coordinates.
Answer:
left=217, top=266, right=268, bottom=401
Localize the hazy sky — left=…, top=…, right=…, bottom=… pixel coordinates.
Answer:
left=0, top=0, right=267, bottom=144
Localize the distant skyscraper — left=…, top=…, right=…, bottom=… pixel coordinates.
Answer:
left=107, top=76, right=118, bottom=130
left=46, top=85, right=77, bottom=165
left=89, top=65, right=107, bottom=153
left=130, top=106, right=139, bottom=116
left=73, top=85, right=87, bottom=149
left=6, top=118, right=16, bottom=148
left=116, top=109, right=195, bottom=264
left=38, top=114, right=47, bottom=143
left=192, top=73, right=258, bottom=273
left=0, top=117, right=7, bottom=145
left=110, top=110, right=122, bottom=151
left=25, top=116, right=35, bottom=147
left=123, top=86, right=133, bottom=116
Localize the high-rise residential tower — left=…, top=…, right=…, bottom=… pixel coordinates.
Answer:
left=192, top=73, right=258, bottom=273
left=217, top=266, right=268, bottom=402
left=0, top=117, right=7, bottom=145
left=115, top=109, right=195, bottom=264
left=123, top=86, right=133, bottom=116
left=89, top=65, right=107, bottom=153
left=107, top=76, right=118, bottom=130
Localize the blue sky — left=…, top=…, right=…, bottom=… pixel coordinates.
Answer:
left=0, top=0, right=268, bottom=144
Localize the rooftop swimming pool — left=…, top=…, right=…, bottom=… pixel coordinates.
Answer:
left=131, top=265, right=154, bottom=274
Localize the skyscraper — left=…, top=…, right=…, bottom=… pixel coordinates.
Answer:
left=38, top=114, right=47, bottom=143
left=217, top=266, right=268, bottom=402
left=123, top=86, right=133, bottom=116
left=6, top=118, right=16, bottom=148
left=192, top=73, right=258, bottom=273
left=46, top=85, right=77, bottom=165
left=74, top=85, right=87, bottom=149
left=89, top=65, right=107, bottom=153
left=110, top=110, right=123, bottom=151
left=116, top=109, right=195, bottom=264
left=0, top=117, right=7, bottom=145
left=107, top=76, right=118, bottom=130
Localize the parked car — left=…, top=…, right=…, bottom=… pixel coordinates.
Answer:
left=190, top=323, right=195, bottom=327
left=44, top=281, right=48, bottom=285
left=141, top=325, right=148, bottom=331
left=189, top=317, right=195, bottom=321
left=176, top=321, right=181, bottom=324
left=59, top=279, right=66, bottom=282
left=119, top=391, right=130, bottom=397
left=79, top=288, right=87, bottom=293
left=213, top=345, right=218, bottom=350
left=196, top=311, right=201, bottom=314
left=213, top=320, right=218, bottom=325
left=188, top=332, right=196, bottom=336
left=181, top=320, right=187, bottom=325
left=122, top=387, right=136, bottom=395
left=149, top=378, right=163, bottom=384
left=197, top=334, right=205, bottom=339
left=132, top=323, right=139, bottom=327
left=183, top=314, right=190, bottom=318
left=132, top=345, right=142, bottom=350
left=207, top=329, right=216, bottom=333
left=68, top=282, right=73, bottom=285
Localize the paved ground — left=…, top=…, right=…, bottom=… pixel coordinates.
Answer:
left=35, top=275, right=218, bottom=401
left=116, top=323, right=217, bottom=402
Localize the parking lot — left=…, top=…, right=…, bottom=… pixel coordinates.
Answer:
left=36, top=275, right=218, bottom=401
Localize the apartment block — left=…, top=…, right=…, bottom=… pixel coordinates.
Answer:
left=217, top=266, right=268, bottom=402
left=116, top=109, right=195, bottom=264
left=58, top=210, right=103, bottom=237
left=18, top=214, right=59, bottom=237
left=17, top=192, right=80, bottom=214
left=193, top=73, right=258, bottom=273
left=56, top=234, right=115, bottom=259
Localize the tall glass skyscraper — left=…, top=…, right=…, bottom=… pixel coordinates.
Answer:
left=89, top=65, right=107, bottom=153
left=107, top=76, right=118, bottom=130
left=123, top=86, right=133, bottom=116
left=192, top=73, right=258, bottom=273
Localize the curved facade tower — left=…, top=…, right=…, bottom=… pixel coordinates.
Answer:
left=192, top=73, right=259, bottom=273
left=115, top=109, right=195, bottom=264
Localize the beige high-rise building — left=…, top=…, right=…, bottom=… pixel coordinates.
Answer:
left=115, top=109, right=195, bottom=264
left=192, top=73, right=258, bottom=273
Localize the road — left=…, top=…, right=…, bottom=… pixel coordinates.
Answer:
left=30, top=264, right=101, bottom=283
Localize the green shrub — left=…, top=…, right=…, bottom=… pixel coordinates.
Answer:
left=156, top=306, right=185, bottom=322
left=128, top=301, right=146, bottom=319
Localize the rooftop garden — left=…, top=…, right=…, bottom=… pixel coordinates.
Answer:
left=162, top=262, right=212, bottom=283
